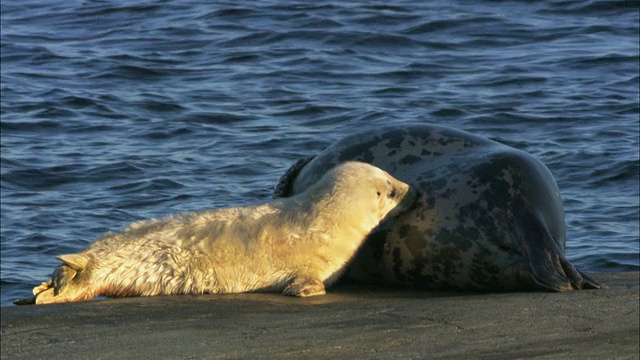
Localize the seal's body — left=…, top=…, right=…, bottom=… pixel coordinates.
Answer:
left=21, top=161, right=414, bottom=304
left=274, top=124, right=604, bottom=291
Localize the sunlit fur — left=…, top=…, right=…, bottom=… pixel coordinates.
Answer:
left=29, top=161, right=414, bottom=304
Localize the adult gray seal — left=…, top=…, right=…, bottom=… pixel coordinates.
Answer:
left=274, top=123, right=604, bottom=291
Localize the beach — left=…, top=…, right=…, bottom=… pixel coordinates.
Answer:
left=2, top=272, right=637, bottom=359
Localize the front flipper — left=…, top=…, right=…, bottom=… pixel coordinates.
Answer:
left=518, top=211, right=605, bottom=291
left=282, top=278, right=326, bottom=297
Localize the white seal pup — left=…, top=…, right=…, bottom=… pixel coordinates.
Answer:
left=16, top=161, right=415, bottom=305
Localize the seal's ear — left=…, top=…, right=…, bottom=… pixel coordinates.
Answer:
left=57, top=254, right=89, bottom=271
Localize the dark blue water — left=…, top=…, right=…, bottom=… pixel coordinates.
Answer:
left=1, top=1, right=638, bottom=306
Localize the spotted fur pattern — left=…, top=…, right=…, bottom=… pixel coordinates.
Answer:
left=274, top=123, right=604, bottom=291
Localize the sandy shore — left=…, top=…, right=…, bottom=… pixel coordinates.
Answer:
left=1, top=272, right=638, bottom=359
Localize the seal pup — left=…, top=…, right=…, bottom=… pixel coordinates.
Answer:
left=16, top=161, right=415, bottom=305
left=274, top=123, right=604, bottom=292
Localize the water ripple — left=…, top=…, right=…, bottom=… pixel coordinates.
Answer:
left=1, top=0, right=637, bottom=306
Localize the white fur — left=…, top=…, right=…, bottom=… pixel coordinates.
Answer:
left=32, top=161, right=414, bottom=303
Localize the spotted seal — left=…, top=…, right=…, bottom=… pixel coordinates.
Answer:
left=274, top=123, right=604, bottom=291
left=16, top=161, right=415, bottom=304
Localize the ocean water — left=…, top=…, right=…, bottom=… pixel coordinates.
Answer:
left=1, top=0, right=637, bottom=307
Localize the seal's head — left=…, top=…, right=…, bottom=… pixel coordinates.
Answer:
left=303, top=161, right=415, bottom=233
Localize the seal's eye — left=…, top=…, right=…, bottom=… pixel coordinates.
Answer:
left=376, top=191, right=381, bottom=197
left=389, top=189, right=397, bottom=198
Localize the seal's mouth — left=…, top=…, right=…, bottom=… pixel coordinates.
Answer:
left=389, top=185, right=417, bottom=217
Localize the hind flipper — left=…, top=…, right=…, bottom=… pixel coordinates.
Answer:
left=556, top=252, right=605, bottom=290
left=12, top=288, right=58, bottom=305
left=13, top=295, right=37, bottom=305
left=273, top=156, right=315, bottom=198
left=15, top=254, right=94, bottom=305
left=14, top=279, right=56, bottom=305
left=57, top=253, right=90, bottom=271
left=518, top=212, right=605, bottom=291
left=18, top=264, right=94, bottom=305
left=51, top=264, right=79, bottom=293
left=575, top=267, right=606, bottom=289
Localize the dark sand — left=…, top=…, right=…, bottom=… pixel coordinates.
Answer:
left=1, top=272, right=638, bottom=359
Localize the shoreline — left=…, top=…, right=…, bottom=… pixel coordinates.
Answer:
left=2, top=272, right=638, bottom=359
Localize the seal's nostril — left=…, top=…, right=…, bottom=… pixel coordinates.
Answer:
left=389, top=189, right=397, bottom=198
